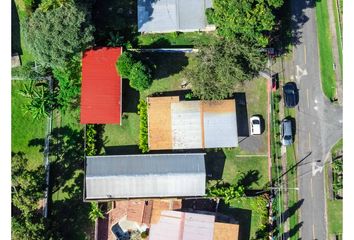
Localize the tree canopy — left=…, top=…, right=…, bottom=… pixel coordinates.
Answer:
left=211, top=0, right=283, bottom=46
left=129, top=62, right=152, bottom=91
left=116, top=51, right=136, bottom=78
left=185, top=40, right=266, bottom=100
left=23, top=2, right=94, bottom=68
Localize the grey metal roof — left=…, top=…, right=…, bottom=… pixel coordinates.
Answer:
left=138, top=0, right=212, bottom=33
left=171, top=101, right=202, bottom=149
left=85, top=153, right=206, bottom=200
left=204, top=112, right=238, bottom=148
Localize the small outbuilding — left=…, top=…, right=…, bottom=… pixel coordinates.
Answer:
left=84, top=153, right=206, bottom=200
left=80, top=47, right=122, bottom=124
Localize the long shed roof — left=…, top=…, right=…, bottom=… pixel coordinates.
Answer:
left=85, top=153, right=206, bottom=200
left=80, top=47, right=122, bottom=124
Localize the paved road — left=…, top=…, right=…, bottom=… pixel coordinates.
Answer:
left=289, top=1, right=343, bottom=239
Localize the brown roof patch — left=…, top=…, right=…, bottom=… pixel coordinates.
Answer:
left=202, top=100, right=236, bottom=113
left=147, top=96, right=179, bottom=150
left=213, top=222, right=239, bottom=240
left=150, top=199, right=182, bottom=224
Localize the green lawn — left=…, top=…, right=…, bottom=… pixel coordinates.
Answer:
left=137, top=32, right=217, bottom=48
left=11, top=81, right=46, bottom=169
left=315, top=0, right=337, bottom=100
left=332, top=0, right=342, bottom=71
left=222, top=149, right=269, bottom=189
left=219, top=196, right=268, bottom=240
left=327, top=200, right=342, bottom=235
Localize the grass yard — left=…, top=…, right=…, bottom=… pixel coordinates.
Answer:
left=219, top=196, right=268, bottom=240
left=222, top=149, right=269, bottom=189
left=327, top=197, right=343, bottom=235
left=315, top=0, right=337, bottom=100
left=332, top=0, right=342, bottom=71
left=138, top=32, right=217, bottom=48
left=11, top=81, right=46, bottom=169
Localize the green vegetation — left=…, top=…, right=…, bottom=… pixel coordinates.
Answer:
left=332, top=0, right=342, bottom=70
left=85, top=124, right=97, bottom=156
left=223, top=151, right=269, bottom=190
left=211, top=0, right=283, bottom=46
left=129, top=62, right=152, bottom=91
left=185, top=40, right=266, bottom=100
left=23, top=2, right=94, bottom=68
left=220, top=196, right=269, bottom=240
left=137, top=32, right=216, bottom=48
left=116, top=51, right=136, bottom=78
left=137, top=100, right=149, bottom=153
left=315, top=0, right=337, bottom=100
left=12, top=81, right=46, bottom=168
left=88, top=202, right=105, bottom=222
left=327, top=199, right=342, bottom=235
left=207, top=181, right=245, bottom=204
left=205, top=8, right=215, bottom=24
left=11, top=152, right=47, bottom=240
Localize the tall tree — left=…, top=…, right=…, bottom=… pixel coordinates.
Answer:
left=23, top=2, right=94, bottom=68
left=185, top=40, right=266, bottom=100
left=211, top=0, right=283, bottom=46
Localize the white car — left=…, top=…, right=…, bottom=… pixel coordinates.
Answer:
left=250, top=116, right=261, bottom=135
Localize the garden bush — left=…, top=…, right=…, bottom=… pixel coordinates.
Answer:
left=205, top=8, right=215, bottom=24
left=137, top=100, right=149, bottom=153
left=86, top=124, right=97, bottom=156
left=116, top=51, right=136, bottom=78
left=129, top=62, right=152, bottom=91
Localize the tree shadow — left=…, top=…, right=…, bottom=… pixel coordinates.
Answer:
left=11, top=0, right=22, bottom=55
left=280, top=199, right=304, bottom=225
left=283, top=221, right=303, bottom=239
left=234, top=92, right=249, bottom=137
left=272, top=0, right=317, bottom=54
left=104, top=145, right=141, bottom=155
left=122, top=79, right=140, bottom=113
left=219, top=203, right=252, bottom=240
left=92, top=0, right=139, bottom=46
left=28, top=126, right=85, bottom=194
left=237, top=170, right=261, bottom=190
left=181, top=198, right=217, bottom=212
left=140, top=52, right=189, bottom=80
left=204, top=149, right=226, bottom=180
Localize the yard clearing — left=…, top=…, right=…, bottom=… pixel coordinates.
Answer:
left=11, top=81, right=46, bottom=169
left=315, top=0, right=337, bottom=100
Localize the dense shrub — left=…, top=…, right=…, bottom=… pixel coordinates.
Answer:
left=116, top=51, right=136, bottom=78
left=205, top=8, right=215, bottom=24
left=23, top=2, right=94, bottom=68
left=129, top=62, right=152, bottom=91
left=85, top=124, right=97, bottom=156
left=138, top=100, right=149, bottom=153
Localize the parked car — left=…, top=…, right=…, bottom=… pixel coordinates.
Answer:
left=283, top=82, right=299, bottom=108
left=281, top=119, right=293, bottom=146
left=250, top=115, right=261, bottom=135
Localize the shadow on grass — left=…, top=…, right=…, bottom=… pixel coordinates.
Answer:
left=283, top=221, right=303, bottom=239
left=234, top=92, right=249, bottom=137
left=237, top=170, right=261, bottom=190
left=122, top=79, right=140, bottom=113
left=219, top=204, right=252, bottom=240
left=140, top=52, right=189, bottom=80
left=104, top=145, right=141, bottom=155
left=205, top=149, right=226, bottom=180
left=11, top=0, right=22, bottom=55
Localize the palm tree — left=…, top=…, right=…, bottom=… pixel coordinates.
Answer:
left=107, top=32, right=124, bottom=47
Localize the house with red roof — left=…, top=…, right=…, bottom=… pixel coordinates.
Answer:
left=80, top=47, right=123, bottom=124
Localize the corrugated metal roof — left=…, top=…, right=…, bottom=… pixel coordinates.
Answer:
left=80, top=47, right=122, bottom=124
left=85, top=154, right=206, bottom=200
left=149, top=210, right=215, bottom=240
left=148, top=97, right=238, bottom=150
left=138, top=0, right=211, bottom=33
left=171, top=101, right=202, bottom=149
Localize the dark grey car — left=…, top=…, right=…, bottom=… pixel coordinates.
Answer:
left=283, top=82, right=299, bottom=108
left=281, top=119, right=293, bottom=146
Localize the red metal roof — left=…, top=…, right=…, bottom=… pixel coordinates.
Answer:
left=80, top=47, right=122, bottom=124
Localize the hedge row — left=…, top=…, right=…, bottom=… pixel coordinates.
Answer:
left=138, top=100, right=149, bottom=153
left=86, top=124, right=97, bottom=156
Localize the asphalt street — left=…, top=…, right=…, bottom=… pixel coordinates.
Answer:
left=289, top=1, right=343, bottom=239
